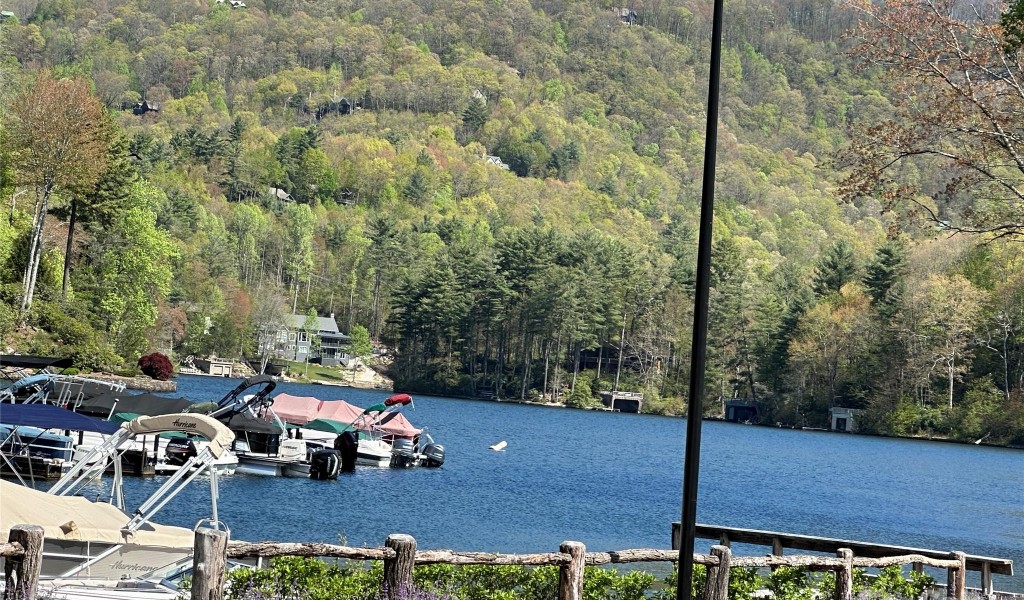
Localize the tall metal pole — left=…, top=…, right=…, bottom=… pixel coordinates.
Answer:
left=677, top=0, right=725, bottom=597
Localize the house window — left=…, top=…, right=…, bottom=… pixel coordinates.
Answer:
left=298, top=332, right=308, bottom=342
left=288, top=332, right=296, bottom=342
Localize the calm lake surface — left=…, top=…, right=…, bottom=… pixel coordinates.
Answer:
left=93, top=376, right=1023, bottom=590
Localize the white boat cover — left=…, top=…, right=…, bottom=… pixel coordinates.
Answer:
left=124, top=414, right=233, bottom=458
left=0, top=480, right=195, bottom=547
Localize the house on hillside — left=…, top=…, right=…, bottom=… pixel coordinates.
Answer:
left=131, top=100, right=160, bottom=115
left=260, top=313, right=350, bottom=366
left=268, top=187, right=293, bottom=202
left=485, top=155, right=510, bottom=170
left=613, top=7, right=638, bottom=25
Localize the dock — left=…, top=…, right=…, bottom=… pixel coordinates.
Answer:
left=672, top=522, right=1013, bottom=596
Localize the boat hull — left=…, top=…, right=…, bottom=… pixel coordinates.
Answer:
left=234, top=454, right=306, bottom=477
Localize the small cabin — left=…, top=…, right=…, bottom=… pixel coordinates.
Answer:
left=829, top=407, right=863, bottom=432
left=599, top=390, right=644, bottom=413
left=268, top=187, right=293, bottom=202
left=132, top=100, right=160, bottom=115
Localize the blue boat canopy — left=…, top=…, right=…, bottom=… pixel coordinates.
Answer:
left=0, top=403, right=121, bottom=434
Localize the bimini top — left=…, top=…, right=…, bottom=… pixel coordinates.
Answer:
left=74, top=391, right=194, bottom=418
left=0, top=402, right=121, bottom=435
left=123, top=413, right=234, bottom=458
left=0, top=480, right=195, bottom=547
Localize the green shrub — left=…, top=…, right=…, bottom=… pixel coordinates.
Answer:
left=868, top=565, right=934, bottom=600
left=227, top=559, right=659, bottom=600
left=0, top=301, right=17, bottom=340
left=565, top=375, right=597, bottom=408
left=766, top=567, right=817, bottom=600
left=225, top=556, right=381, bottom=600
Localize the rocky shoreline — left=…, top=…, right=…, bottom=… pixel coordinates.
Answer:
left=81, top=373, right=177, bottom=393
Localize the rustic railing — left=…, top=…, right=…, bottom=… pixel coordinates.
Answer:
left=675, top=522, right=1013, bottom=597
left=0, top=524, right=971, bottom=600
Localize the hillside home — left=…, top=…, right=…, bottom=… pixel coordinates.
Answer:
left=261, top=313, right=350, bottom=366
left=267, top=187, right=293, bottom=202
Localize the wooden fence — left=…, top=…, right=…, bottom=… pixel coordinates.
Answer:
left=1, top=525, right=970, bottom=600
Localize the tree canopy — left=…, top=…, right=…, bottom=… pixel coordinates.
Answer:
left=0, top=0, right=1021, bottom=445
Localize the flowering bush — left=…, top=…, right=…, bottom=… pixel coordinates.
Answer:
left=138, top=352, right=174, bottom=380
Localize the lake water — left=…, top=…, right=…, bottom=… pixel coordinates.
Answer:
left=93, top=376, right=1024, bottom=591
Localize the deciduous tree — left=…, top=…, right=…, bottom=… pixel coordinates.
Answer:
left=841, top=0, right=1024, bottom=240
left=7, top=74, right=108, bottom=317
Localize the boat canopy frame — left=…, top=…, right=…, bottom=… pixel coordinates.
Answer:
left=47, top=413, right=235, bottom=535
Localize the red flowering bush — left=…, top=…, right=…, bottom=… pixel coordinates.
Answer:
left=138, top=352, right=174, bottom=380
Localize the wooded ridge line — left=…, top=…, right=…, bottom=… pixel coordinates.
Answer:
left=0, top=0, right=1021, bottom=446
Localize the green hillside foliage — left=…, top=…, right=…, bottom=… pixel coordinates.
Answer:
left=0, top=0, right=1021, bottom=445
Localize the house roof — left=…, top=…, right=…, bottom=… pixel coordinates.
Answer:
left=485, top=155, right=510, bottom=170
left=268, top=187, right=292, bottom=201
left=286, top=314, right=341, bottom=334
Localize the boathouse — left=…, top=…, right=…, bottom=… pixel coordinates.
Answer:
left=599, top=390, right=644, bottom=413
left=724, top=398, right=758, bottom=423
left=829, top=406, right=863, bottom=432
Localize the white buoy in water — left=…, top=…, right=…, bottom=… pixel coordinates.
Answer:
left=489, top=440, right=507, bottom=451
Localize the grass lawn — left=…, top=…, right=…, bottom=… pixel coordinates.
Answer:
left=280, top=360, right=353, bottom=382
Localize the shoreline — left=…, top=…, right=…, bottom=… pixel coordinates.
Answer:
left=34, top=362, right=1019, bottom=450
left=398, top=389, right=1024, bottom=450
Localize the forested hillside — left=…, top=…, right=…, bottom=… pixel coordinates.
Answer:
left=0, top=0, right=1021, bottom=445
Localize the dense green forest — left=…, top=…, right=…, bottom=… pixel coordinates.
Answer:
left=0, top=0, right=1021, bottom=445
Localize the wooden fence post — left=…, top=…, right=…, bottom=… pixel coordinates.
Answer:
left=558, top=541, right=586, bottom=600
left=191, top=528, right=229, bottom=600
left=3, top=525, right=43, bottom=600
left=834, top=548, right=853, bottom=600
left=946, top=552, right=966, bottom=600
left=702, top=545, right=731, bottom=600
left=384, top=534, right=417, bottom=600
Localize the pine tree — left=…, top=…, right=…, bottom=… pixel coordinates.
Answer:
left=812, top=240, right=857, bottom=297
left=863, top=240, right=906, bottom=318
left=461, top=97, right=488, bottom=132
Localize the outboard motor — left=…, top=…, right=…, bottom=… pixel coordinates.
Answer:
left=334, top=431, right=358, bottom=472
left=390, top=438, right=418, bottom=468
left=422, top=442, right=445, bottom=468
left=164, top=438, right=198, bottom=467
left=309, top=448, right=341, bottom=480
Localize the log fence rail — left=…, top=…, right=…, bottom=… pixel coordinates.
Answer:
left=0, top=524, right=984, bottom=600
